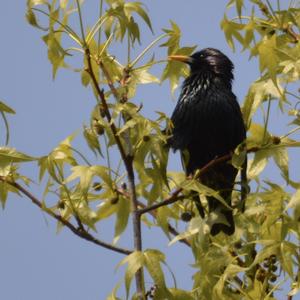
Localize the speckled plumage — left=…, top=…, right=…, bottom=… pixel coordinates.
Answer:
left=169, top=48, right=246, bottom=235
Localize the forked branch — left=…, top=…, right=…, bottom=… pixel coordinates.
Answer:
left=0, top=176, right=132, bottom=255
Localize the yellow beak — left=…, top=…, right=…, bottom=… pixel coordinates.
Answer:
left=168, top=55, right=192, bottom=63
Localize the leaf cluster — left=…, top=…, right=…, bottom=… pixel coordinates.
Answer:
left=1, top=0, right=300, bottom=299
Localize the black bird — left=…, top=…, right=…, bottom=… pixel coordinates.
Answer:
left=169, top=48, right=246, bottom=235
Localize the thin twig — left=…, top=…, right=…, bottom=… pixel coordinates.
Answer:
left=285, top=25, right=299, bottom=43
left=137, top=193, right=184, bottom=215
left=99, top=61, right=119, bottom=101
left=0, top=177, right=132, bottom=255
left=117, top=185, right=191, bottom=247
left=138, top=147, right=258, bottom=215
left=0, top=111, right=10, bottom=145
left=75, top=0, right=86, bottom=43
left=85, top=48, right=127, bottom=163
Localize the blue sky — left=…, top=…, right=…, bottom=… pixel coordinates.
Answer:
left=0, top=1, right=294, bottom=299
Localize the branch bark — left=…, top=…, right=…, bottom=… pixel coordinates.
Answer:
left=85, top=49, right=145, bottom=298
left=138, top=146, right=259, bottom=215
left=0, top=177, right=132, bottom=255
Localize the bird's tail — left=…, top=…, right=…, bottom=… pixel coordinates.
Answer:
left=193, top=194, right=234, bottom=235
left=208, top=195, right=235, bottom=235
left=209, top=204, right=235, bottom=236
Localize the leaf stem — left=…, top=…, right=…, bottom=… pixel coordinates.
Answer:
left=75, top=0, right=86, bottom=45
left=286, top=91, right=300, bottom=101
left=262, top=96, right=271, bottom=145
left=0, top=111, right=10, bottom=145
left=130, top=33, right=168, bottom=68
left=98, top=0, right=104, bottom=48
left=265, top=0, right=279, bottom=23
left=280, top=126, right=300, bottom=140
left=127, top=31, right=131, bottom=65
left=103, top=134, right=112, bottom=178
left=32, top=8, right=82, bottom=46
left=69, top=146, right=92, bottom=166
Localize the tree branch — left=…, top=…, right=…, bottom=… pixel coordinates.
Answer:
left=98, top=60, right=120, bottom=101
left=137, top=146, right=259, bottom=215
left=126, top=159, right=145, bottom=297
left=85, top=48, right=145, bottom=297
left=117, top=187, right=191, bottom=247
left=0, top=177, right=132, bottom=255
left=85, top=48, right=128, bottom=163
left=137, top=193, right=185, bottom=215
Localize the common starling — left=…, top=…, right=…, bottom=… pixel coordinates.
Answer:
left=169, top=48, right=246, bottom=235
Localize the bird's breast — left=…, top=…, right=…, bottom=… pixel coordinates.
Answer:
left=180, top=76, right=211, bottom=104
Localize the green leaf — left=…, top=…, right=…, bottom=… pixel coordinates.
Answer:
left=126, top=66, right=160, bottom=98
left=0, top=101, right=16, bottom=114
left=0, top=147, right=37, bottom=163
left=250, top=241, right=280, bottom=268
left=182, top=179, right=230, bottom=209
left=213, top=263, right=248, bottom=299
left=144, top=249, right=171, bottom=298
left=242, top=79, right=283, bottom=128
left=113, top=197, right=130, bottom=244
left=124, top=2, right=153, bottom=33
left=286, top=188, right=300, bottom=221
left=243, top=13, right=255, bottom=50
left=117, top=251, right=145, bottom=300
left=161, top=46, right=196, bottom=94
left=220, top=14, right=244, bottom=50
left=28, top=0, right=49, bottom=6
left=0, top=182, right=9, bottom=208
left=248, top=151, right=268, bottom=179
left=50, top=134, right=78, bottom=165
left=156, top=206, right=172, bottom=238
left=107, top=282, right=122, bottom=300
left=288, top=281, right=300, bottom=298
left=65, top=165, right=111, bottom=195
left=231, top=143, right=247, bottom=169
left=169, top=288, right=194, bottom=300
left=83, top=126, right=103, bottom=156
left=169, top=217, right=208, bottom=245
left=161, top=21, right=181, bottom=54
left=257, top=35, right=279, bottom=82
left=280, top=241, right=297, bottom=278
left=96, top=199, right=118, bottom=221
left=42, top=32, right=69, bottom=79
left=272, top=147, right=289, bottom=180
left=226, top=0, right=244, bottom=18
left=77, top=203, right=98, bottom=230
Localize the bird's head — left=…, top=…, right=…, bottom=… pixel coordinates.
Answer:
left=169, top=48, right=234, bottom=85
